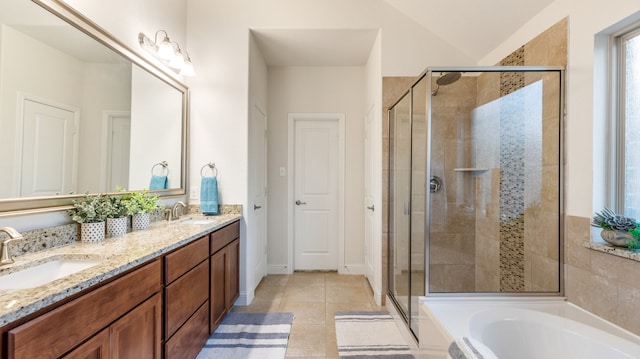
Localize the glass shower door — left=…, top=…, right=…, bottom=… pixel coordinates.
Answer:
left=388, top=91, right=411, bottom=321
left=409, top=77, right=427, bottom=335
left=427, top=69, right=562, bottom=294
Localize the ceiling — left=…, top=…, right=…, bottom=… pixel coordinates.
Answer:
left=382, top=0, right=556, bottom=61
left=252, top=0, right=555, bottom=67
left=252, top=29, right=379, bottom=67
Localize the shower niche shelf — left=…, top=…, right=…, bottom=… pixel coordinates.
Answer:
left=453, top=168, right=489, bottom=172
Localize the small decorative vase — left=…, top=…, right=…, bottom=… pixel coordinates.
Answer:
left=132, top=213, right=151, bottom=231
left=80, top=222, right=105, bottom=242
left=107, top=217, right=128, bottom=237
left=600, top=229, right=634, bottom=247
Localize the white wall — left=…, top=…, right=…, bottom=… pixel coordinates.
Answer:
left=63, top=0, right=187, bottom=77
left=267, top=66, right=366, bottom=274
left=186, top=0, right=473, bottom=303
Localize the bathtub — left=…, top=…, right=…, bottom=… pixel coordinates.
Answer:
left=419, top=297, right=640, bottom=359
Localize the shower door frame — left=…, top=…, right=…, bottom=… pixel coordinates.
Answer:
left=422, top=66, right=566, bottom=298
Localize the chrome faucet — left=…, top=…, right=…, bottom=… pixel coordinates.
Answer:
left=170, top=201, right=187, bottom=220
left=0, top=227, right=23, bottom=265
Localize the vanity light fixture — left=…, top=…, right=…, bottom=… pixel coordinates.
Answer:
left=138, top=30, right=195, bottom=77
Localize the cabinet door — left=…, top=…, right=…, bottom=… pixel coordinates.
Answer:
left=210, top=248, right=227, bottom=333
left=227, top=238, right=240, bottom=308
left=111, top=293, right=162, bottom=359
left=63, top=329, right=109, bottom=359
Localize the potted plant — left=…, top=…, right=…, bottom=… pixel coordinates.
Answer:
left=67, top=194, right=111, bottom=242
left=105, top=194, right=131, bottom=237
left=591, top=208, right=640, bottom=249
left=124, top=189, right=162, bottom=231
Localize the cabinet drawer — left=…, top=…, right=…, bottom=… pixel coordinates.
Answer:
left=165, top=260, right=209, bottom=338
left=165, top=302, right=209, bottom=359
left=8, top=260, right=161, bottom=359
left=165, top=236, right=208, bottom=284
left=210, top=221, right=239, bottom=254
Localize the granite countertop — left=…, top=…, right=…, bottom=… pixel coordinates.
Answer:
left=0, top=213, right=241, bottom=327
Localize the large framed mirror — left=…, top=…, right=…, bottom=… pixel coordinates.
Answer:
left=0, top=0, right=188, bottom=216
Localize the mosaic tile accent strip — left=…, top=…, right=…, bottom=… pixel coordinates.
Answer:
left=498, top=47, right=526, bottom=291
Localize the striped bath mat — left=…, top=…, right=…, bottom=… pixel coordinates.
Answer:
left=196, top=312, right=293, bottom=359
left=335, top=311, right=414, bottom=358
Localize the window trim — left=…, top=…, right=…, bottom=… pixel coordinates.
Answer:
left=608, top=24, right=640, bottom=214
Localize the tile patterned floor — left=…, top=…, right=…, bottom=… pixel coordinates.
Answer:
left=232, top=272, right=386, bottom=358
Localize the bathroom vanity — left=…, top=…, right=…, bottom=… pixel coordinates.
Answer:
left=0, top=215, right=241, bottom=359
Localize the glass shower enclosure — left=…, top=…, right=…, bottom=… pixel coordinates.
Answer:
left=387, top=67, right=564, bottom=340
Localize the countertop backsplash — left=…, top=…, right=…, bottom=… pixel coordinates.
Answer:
left=3, top=204, right=242, bottom=259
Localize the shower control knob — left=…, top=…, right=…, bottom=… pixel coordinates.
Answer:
left=430, top=176, right=442, bottom=193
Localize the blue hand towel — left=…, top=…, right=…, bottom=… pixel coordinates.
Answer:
left=149, top=175, right=168, bottom=190
left=201, top=176, right=219, bottom=215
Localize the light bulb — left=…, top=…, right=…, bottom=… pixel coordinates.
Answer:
left=156, top=37, right=175, bottom=60
left=169, top=52, right=185, bottom=69
left=180, top=60, right=195, bottom=77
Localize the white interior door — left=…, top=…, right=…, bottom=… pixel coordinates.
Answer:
left=293, top=117, right=340, bottom=270
left=105, top=112, right=131, bottom=191
left=20, top=99, right=78, bottom=197
left=364, top=108, right=375, bottom=286
left=250, top=104, right=268, bottom=281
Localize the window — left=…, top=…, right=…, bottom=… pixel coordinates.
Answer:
left=613, top=26, right=640, bottom=219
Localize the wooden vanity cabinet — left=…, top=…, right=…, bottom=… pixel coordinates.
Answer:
left=163, top=236, right=210, bottom=359
left=210, top=221, right=240, bottom=333
left=7, top=260, right=162, bottom=359
left=1, top=218, right=241, bottom=359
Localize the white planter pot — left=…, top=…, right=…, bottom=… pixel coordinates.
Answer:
left=132, top=213, right=150, bottom=231
left=107, top=217, right=128, bottom=237
left=80, top=222, right=105, bottom=242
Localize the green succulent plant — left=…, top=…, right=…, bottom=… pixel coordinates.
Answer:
left=592, top=207, right=640, bottom=250
left=105, top=194, right=131, bottom=218
left=123, top=188, right=162, bottom=215
left=591, top=207, right=638, bottom=231
left=67, top=194, right=111, bottom=223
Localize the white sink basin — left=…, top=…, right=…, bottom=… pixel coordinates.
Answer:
left=0, top=258, right=102, bottom=290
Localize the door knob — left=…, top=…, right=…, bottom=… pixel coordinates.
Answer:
left=367, top=205, right=375, bottom=211
left=295, top=200, right=307, bottom=205
left=254, top=204, right=262, bottom=210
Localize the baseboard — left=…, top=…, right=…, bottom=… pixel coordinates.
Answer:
left=339, top=264, right=364, bottom=275
left=267, top=264, right=291, bottom=275
left=234, top=290, right=254, bottom=306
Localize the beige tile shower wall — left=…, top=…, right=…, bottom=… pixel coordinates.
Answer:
left=429, top=76, right=478, bottom=292
left=566, top=216, right=640, bottom=335
left=521, top=18, right=566, bottom=292
left=473, top=18, right=567, bottom=292
left=473, top=69, right=502, bottom=290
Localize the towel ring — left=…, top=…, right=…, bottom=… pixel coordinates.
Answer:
left=151, top=161, right=169, bottom=176
left=200, top=162, right=218, bottom=177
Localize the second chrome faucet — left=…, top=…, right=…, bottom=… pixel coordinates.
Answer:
left=166, top=201, right=187, bottom=221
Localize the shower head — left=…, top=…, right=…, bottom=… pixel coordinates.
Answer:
left=432, top=72, right=462, bottom=96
